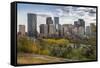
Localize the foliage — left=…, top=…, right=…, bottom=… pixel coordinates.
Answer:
left=17, top=37, right=39, bottom=53
left=42, top=39, right=69, bottom=46
left=17, top=37, right=96, bottom=61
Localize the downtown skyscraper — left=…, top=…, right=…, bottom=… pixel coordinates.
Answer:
left=40, top=24, right=48, bottom=37
left=46, top=17, right=53, bottom=36
left=27, top=13, right=37, bottom=38
left=74, top=19, right=85, bottom=36
left=54, top=17, right=59, bottom=31
left=54, top=17, right=62, bottom=37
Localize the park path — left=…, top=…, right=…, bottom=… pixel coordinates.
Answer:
left=18, top=53, right=78, bottom=64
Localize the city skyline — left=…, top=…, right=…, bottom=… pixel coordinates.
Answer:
left=18, top=15, right=96, bottom=38
left=17, top=3, right=96, bottom=32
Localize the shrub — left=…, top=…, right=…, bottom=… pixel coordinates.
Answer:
left=17, top=37, right=39, bottom=53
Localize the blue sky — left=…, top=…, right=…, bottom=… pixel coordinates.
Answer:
left=17, top=3, right=96, bottom=32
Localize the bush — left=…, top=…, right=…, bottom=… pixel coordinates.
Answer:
left=41, top=49, right=50, bottom=55
left=17, top=37, right=96, bottom=60
left=17, top=37, right=39, bottom=53
left=42, top=39, right=69, bottom=47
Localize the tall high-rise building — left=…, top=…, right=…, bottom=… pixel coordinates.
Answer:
left=86, top=26, right=91, bottom=36
left=54, top=17, right=59, bottom=24
left=72, top=27, right=78, bottom=35
left=46, top=17, right=53, bottom=35
left=74, top=21, right=80, bottom=27
left=54, top=17, right=59, bottom=30
left=46, top=17, right=53, bottom=24
left=78, top=19, right=85, bottom=28
left=62, top=24, right=70, bottom=37
left=19, top=25, right=25, bottom=36
left=40, top=24, right=48, bottom=37
left=60, top=25, right=64, bottom=37
left=62, top=24, right=74, bottom=37
left=49, top=24, right=56, bottom=37
left=90, top=23, right=96, bottom=32
left=54, top=17, right=61, bottom=37
left=90, top=23, right=96, bottom=36
left=79, top=19, right=85, bottom=35
left=27, top=13, right=37, bottom=38
left=74, top=19, right=85, bottom=28
left=74, top=19, right=85, bottom=35
left=78, top=26, right=85, bottom=37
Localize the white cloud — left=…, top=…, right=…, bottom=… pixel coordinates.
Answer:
left=18, top=4, right=96, bottom=32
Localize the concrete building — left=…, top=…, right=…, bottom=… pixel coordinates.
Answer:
left=78, top=19, right=85, bottom=35
left=86, top=26, right=91, bottom=36
left=78, top=19, right=85, bottom=28
left=54, top=17, right=59, bottom=24
left=90, top=23, right=96, bottom=36
left=54, top=17, right=61, bottom=37
left=74, top=19, right=85, bottom=28
left=74, top=21, right=80, bottom=28
left=54, top=17, right=59, bottom=31
left=63, top=24, right=73, bottom=35
left=40, top=24, right=48, bottom=38
left=19, top=25, right=25, bottom=36
left=46, top=17, right=53, bottom=35
left=46, top=17, right=53, bottom=24
left=48, top=24, right=56, bottom=37
left=74, top=19, right=85, bottom=36
left=27, top=13, right=37, bottom=38
left=78, top=26, right=85, bottom=37
left=62, top=24, right=70, bottom=37
left=60, top=25, right=64, bottom=37
left=72, top=27, right=78, bottom=35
